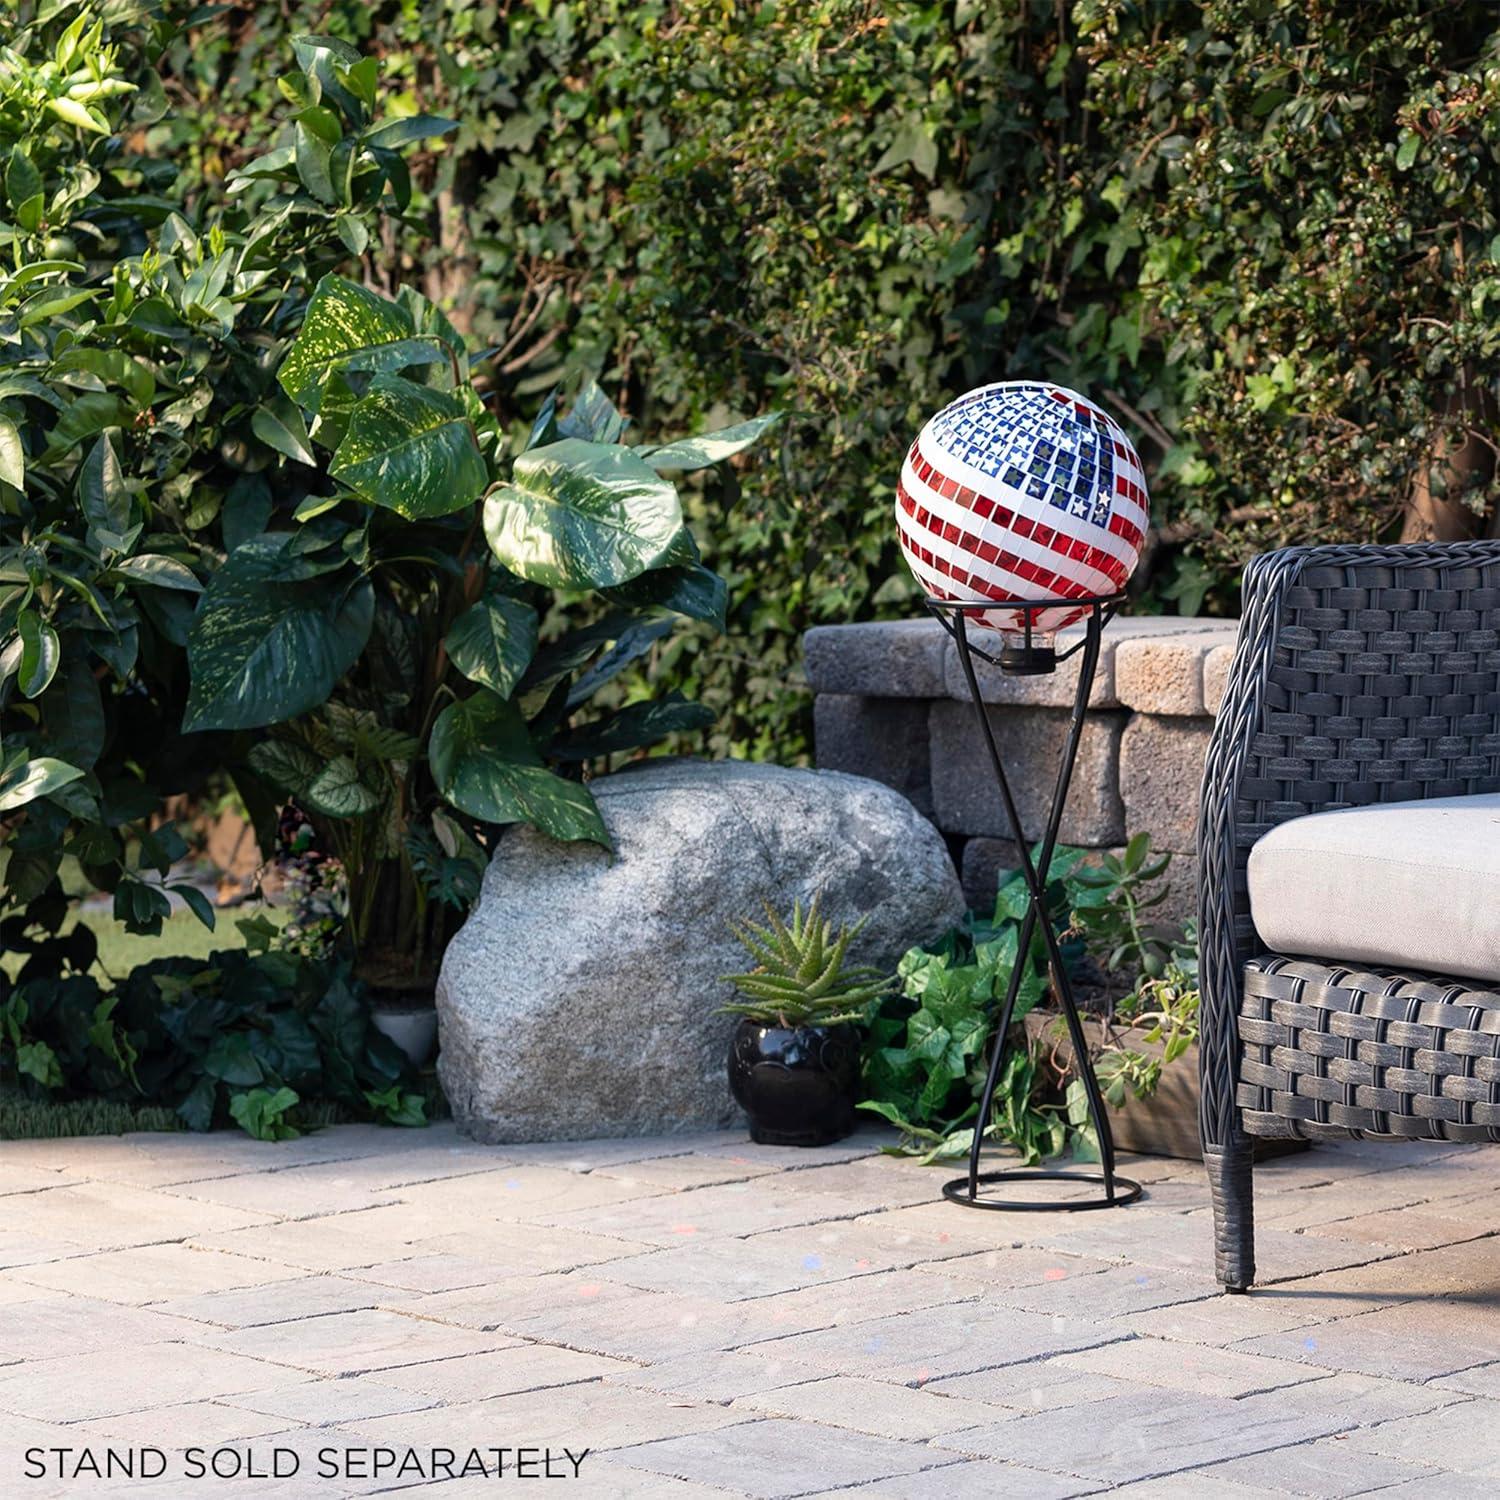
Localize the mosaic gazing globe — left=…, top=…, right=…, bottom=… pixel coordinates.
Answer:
left=896, top=381, right=1149, bottom=663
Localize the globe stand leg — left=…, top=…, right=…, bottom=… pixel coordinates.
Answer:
left=926, top=598, right=1142, bottom=1214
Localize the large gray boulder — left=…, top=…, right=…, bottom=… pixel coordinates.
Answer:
left=436, top=758, right=965, bottom=1143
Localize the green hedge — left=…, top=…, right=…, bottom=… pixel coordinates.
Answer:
left=162, top=1, right=1500, bottom=759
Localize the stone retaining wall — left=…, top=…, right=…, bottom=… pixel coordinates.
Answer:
left=804, top=615, right=1241, bottom=919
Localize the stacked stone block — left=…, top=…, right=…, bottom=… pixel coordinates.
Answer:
left=805, top=615, right=1240, bottom=921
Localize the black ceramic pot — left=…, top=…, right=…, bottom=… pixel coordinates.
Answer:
left=727, top=1019, right=861, bottom=1147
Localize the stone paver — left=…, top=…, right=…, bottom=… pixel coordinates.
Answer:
left=1, top=1120, right=1498, bottom=1495
left=800, top=1462, right=1099, bottom=1499
left=926, top=1359, right=1131, bottom=1411
left=975, top=1262, right=1221, bottom=1317
left=0, top=1341, right=279, bottom=1421
left=0, top=1163, right=70, bottom=1195
left=1364, top=1477, right=1500, bottom=1499
left=1340, top=1396, right=1500, bottom=1475
left=768, top=1158, right=953, bottom=1207
left=223, top=1374, right=437, bottom=1425
left=1121, top=1291, right=1324, bottom=1345
left=743, top=1302, right=1125, bottom=1382
left=556, top=1466, right=744, bottom=1500
left=1033, top=1207, right=1397, bottom=1283
left=190, top=1306, right=516, bottom=1376
left=931, top=1386, right=1347, bottom=1484
left=1235, top=1302, right=1500, bottom=1383
left=9, top=1179, right=272, bottom=1249
left=0, top=1292, right=208, bottom=1360
left=355, top=1380, right=745, bottom=1453
left=535, top=1178, right=881, bottom=1243
left=589, top=1153, right=783, bottom=1191
left=733, top=1374, right=1000, bottom=1440
left=155, top=1273, right=385, bottom=1327
left=611, top=1416, right=948, bottom=1497
left=1301, top=1204, right=1496, bottom=1252
left=1432, top=1361, right=1500, bottom=1398
left=606, top=1348, right=828, bottom=1402
left=370, top=1342, right=638, bottom=1401
left=589, top=1228, right=916, bottom=1301
left=907, top=1244, right=1114, bottom=1289
left=6, top=1241, right=308, bottom=1304
left=1186, top=1436, right=1437, bottom=1497
left=1054, top=1335, right=1321, bottom=1398
left=73, top=1398, right=298, bottom=1446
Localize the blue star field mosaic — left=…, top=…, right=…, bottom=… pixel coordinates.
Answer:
left=927, top=382, right=1118, bottom=529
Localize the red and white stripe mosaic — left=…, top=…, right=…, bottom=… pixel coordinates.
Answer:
left=896, top=381, right=1149, bottom=637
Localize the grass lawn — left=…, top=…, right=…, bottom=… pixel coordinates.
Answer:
left=2, top=901, right=447, bottom=1140
left=3, top=902, right=288, bottom=983
left=2, top=901, right=297, bottom=1139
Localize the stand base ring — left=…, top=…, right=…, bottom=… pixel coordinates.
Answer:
left=942, top=1169, right=1144, bottom=1213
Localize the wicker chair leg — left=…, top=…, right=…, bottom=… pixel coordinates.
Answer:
left=1204, top=1141, right=1254, bottom=1292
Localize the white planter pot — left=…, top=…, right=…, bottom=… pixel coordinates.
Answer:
left=371, top=1007, right=438, bottom=1068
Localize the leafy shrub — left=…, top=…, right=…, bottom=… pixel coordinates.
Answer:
left=1086, top=0, right=1500, bottom=554
left=860, top=848, right=1091, bottom=1166
left=1, top=928, right=426, bottom=1140
left=1, top=9, right=772, bottom=988
left=149, top=1, right=1500, bottom=760
left=861, top=837, right=1200, bottom=1164
left=1, top=10, right=432, bottom=953
left=0, top=7, right=773, bottom=1131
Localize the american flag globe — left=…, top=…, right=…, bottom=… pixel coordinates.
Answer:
left=896, top=381, right=1149, bottom=644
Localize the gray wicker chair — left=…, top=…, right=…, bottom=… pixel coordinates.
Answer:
left=1198, top=540, right=1500, bottom=1291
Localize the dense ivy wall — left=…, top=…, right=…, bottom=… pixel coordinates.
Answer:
left=161, top=1, right=1500, bottom=758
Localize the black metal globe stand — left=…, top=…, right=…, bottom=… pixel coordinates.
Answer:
left=926, top=593, right=1143, bottom=1214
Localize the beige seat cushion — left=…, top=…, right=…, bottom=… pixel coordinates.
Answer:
left=1247, top=793, right=1500, bottom=984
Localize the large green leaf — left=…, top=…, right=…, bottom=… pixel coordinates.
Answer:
left=444, top=593, right=538, bottom=697
left=247, top=739, right=322, bottom=797
left=641, top=412, right=781, bottom=473
left=42, top=394, right=126, bottom=459
left=0, top=413, right=22, bottom=490
left=277, top=274, right=447, bottom=411
left=363, top=114, right=458, bottom=149
left=329, top=375, right=486, bottom=518
left=567, top=615, right=674, bottom=707
left=517, top=611, right=642, bottom=696
left=430, top=691, right=608, bottom=846
left=251, top=394, right=316, bottom=466
left=482, top=438, right=689, bottom=589
left=17, top=609, right=59, bottom=698
left=50, top=347, right=155, bottom=409
left=110, top=554, right=202, bottom=592
left=551, top=693, right=715, bottom=761
left=305, top=755, right=380, bottom=818
left=601, top=564, right=728, bottom=631
left=221, top=474, right=273, bottom=554
left=0, top=755, right=83, bottom=814
left=4, top=147, right=41, bottom=215
left=79, top=433, right=136, bottom=553
left=396, top=286, right=469, bottom=380
left=556, top=379, right=627, bottom=443
left=184, top=534, right=373, bottom=732
left=39, top=659, right=104, bottom=769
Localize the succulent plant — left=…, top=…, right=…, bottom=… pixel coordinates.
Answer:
left=718, top=894, right=893, bottom=1027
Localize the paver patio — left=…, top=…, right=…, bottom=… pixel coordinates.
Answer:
left=2, top=1123, right=1498, bottom=1498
